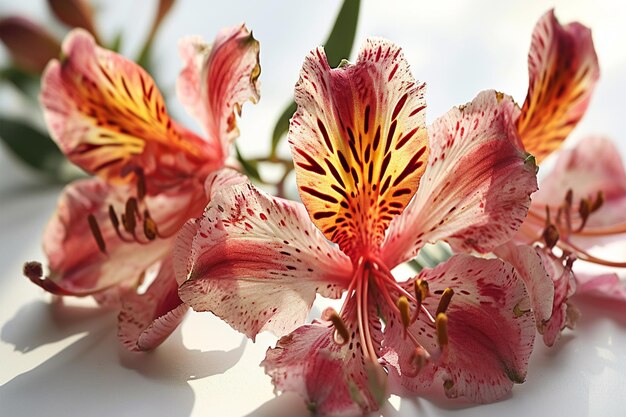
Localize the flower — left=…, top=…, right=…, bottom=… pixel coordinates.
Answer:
left=493, top=10, right=626, bottom=346
left=22, top=24, right=260, bottom=351
left=175, top=38, right=538, bottom=414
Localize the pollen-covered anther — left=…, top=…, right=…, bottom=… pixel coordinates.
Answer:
left=143, top=210, right=158, bottom=240
left=414, top=278, right=429, bottom=304
left=436, top=312, right=449, bottom=351
left=87, top=214, right=107, bottom=253
left=322, top=307, right=350, bottom=345
left=436, top=287, right=454, bottom=316
left=396, top=296, right=411, bottom=330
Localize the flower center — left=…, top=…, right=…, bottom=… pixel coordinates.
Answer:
left=327, top=254, right=454, bottom=373
left=88, top=169, right=167, bottom=253
left=525, top=188, right=626, bottom=268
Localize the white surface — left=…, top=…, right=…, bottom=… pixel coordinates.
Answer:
left=1, top=1, right=626, bottom=416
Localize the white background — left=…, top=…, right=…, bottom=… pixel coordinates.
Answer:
left=0, top=1, right=625, bottom=416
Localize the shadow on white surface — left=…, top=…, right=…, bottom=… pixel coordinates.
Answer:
left=0, top=301, right=247, bottom=417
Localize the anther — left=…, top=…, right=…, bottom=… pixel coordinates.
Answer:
left=136, top=169, right=146, bottom=200
left=591, top=191, right=604, bottom=212
left=436, top=287, right=454, bottom=316
left=123, top=198, right=139, bottom=233
left=108, top=205, right=120, bottom=231
left=322, top=307, right=350, bottom=345
left=436, top=312, right=449, bottom=351
left=414, top=279, right=429, bottom=303
left=578, top=198, right=591, bottom=231
left=543, top=224, right=560, bottom=249
left=396, top=296, right=411, bottom=329
left=565, top=189, right=573, bottom=208
left=143, top=210, right=158, bottom=240
left=87, top=214, right=107, bottom=253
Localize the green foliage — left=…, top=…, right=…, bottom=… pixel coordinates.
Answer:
left=0, top=117, right=66, bottom=181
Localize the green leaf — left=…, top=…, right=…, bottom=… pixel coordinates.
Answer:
left=0, top=116, right=66, bottom=180
left=0, top=66, right=40, bottom=100
left=234, top=143, right=261, bottom=182
left=270, top=0, right=361, bottom=157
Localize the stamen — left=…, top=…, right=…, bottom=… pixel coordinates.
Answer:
left=591, top=191, right=604, bottom=212
left=322, top=307, right=350, bottom=345
left=143, top=210, right=158, bottom=240
left=565, top=189, right=573, bottom=207
left=436, top=288, right=454, bottom=316
left=123, top=197, right=139, bottom=233
left=577, top=198, right=591, bottom=231
left=436, top=312, right=449, bottom=351
left=543, top=224, right=560, bottom=249
left=396, top=296, right=411, bottom=329
left=87, top=214, right=107, bottom=253
left=136, top=168, right=146, bottom=200
left=414, top=279, right=429, bottom=302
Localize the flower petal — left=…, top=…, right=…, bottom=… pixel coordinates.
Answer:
left=26, top=177, right=203, bottom=298
left=575, top=272, right=626, bottom=302
left=289, top=38, right=428, bottom=258
left=262, top=297, right=385, bottom=415
left=382, top=255, right=535, bottom=403
left=118, top=257, right=188, bottom=351
left=494, top=243, right=555, bottom=326
left=382, top=91, right=538, bottom=267
left=533, top=136, right=626, bottom=229
left=540, top=253, right=577, bottom=347
left=176, top=180, right=353, bottom=340
left=517, top=10, right=599, bottom=162
left=41, top=29, right=212, bottom=186
left=177, top=24, right=260, bottom=162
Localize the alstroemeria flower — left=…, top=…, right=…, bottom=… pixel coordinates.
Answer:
left=23, top=25, right=260, bottom=351
left=494, top=10, right=626, bottom=345
left=176, top=38, right=538, bottom=415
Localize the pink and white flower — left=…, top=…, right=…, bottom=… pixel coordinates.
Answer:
left=175, top=38, right=538, bottom=414
left=23, top=24, right=260, bottom=351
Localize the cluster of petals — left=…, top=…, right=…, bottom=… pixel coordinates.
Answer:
left=494, top=10, right=626, bottom=347
left=22, top=8, right=626, bottom=417
left=24, top=24, right=261, bottom=351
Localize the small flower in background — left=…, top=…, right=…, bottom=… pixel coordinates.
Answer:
left=23, top=24, right=260, bottom=351
left=175, top=37, right=538, bottom=414
left=492, top=10, right=626, bottom=347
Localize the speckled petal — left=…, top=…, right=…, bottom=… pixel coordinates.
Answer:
left=41, top=29, right=212, bottom=188
left=175, top=180, right=353, bottom=340
left=517, top=10, right=599, bottom=162
left=494, top=243, right=555, bottom=327
left=262, top=297, right=385, bottom=416
left=118, top=257, right=188, bottom=351
left=382, top=255, right=535, bottom=403
left=177, top=24, right=260, bottom=162
left=26, top=177, right=204, bottom=299
left=289, top=38, right=428, bottom=259
left=382, top=91, right=538, bottom=267
left=529, top=136, right=626, bottom=248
